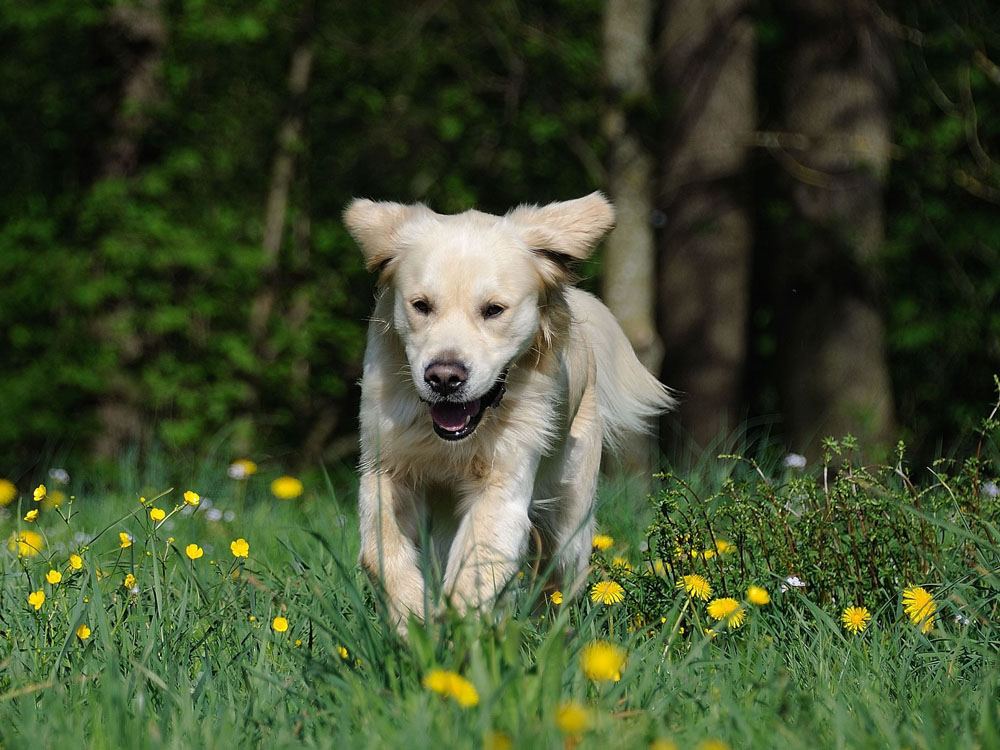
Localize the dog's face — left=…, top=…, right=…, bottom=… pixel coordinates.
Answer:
left=345, top=193, right=614, bottom=440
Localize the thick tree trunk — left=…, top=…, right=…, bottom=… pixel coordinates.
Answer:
left=776, top=0, right=896, bottom=453
left=657, top=0, right=756, bottom=451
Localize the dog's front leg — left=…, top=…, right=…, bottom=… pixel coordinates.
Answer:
left=442, top=456, right=539, bottom=613
left=358, top=471, right=427, bottom=632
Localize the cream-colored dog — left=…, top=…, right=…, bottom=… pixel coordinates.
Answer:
left=344, top=192, right=673, bottom=629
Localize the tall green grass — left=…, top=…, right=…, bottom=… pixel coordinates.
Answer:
left=1, top=441, right=998, bottom=749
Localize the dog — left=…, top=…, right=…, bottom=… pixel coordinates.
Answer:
left=344, top=192, right=674, bottom=629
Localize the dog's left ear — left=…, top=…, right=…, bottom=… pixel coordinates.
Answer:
left=343, top=198, right=432, bottom=278
left=506, top=192, right=616, bottom=284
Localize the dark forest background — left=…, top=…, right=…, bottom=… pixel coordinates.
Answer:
left=1, top=0, right=998, bottom=475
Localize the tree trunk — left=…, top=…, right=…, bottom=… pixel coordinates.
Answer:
left=776, top=0, right=896, bottom=454
left=657, top=0, right=756, bottom=451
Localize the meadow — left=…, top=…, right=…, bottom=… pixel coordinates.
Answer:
left=1, top=413, right=999, bottom=749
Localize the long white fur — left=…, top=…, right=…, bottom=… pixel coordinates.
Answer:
left=344, top=192, right=674, bottom=632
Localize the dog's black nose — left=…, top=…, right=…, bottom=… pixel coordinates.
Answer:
left=424, top=361, right=468, bottom=395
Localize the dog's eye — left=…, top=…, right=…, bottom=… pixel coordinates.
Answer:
left=483, top=304, right=505, bottom=319
left=412, top=299, right=431, bottom=315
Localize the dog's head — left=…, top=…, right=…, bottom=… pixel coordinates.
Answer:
left=344, top=192, right=615, bottom=441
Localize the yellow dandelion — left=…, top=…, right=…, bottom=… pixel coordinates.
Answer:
left=0, top=478, right=16, bottom=506
left=747, top=585, right=770, bottom=605
left=45, top=569, right=62, bottom=585
left=715, top=539, right=736, bottom=555
left=484, top=731, right=513, bottom=750
left=903, top=586, right=936, bottom=633
left=580, top=640, right=627, bottom=682
left=707, top=597, right=746, bottom=628
left=28, top=590, right=45, bottom=610
left=422, top=669, right=479, bottom=707
left=183, top=490, right=200, bottom=506
left=44, top=490, right=66, bottom=509
left=550, top=590, right=563, bottom=605
left=272, top=616, right=289, bottom=632
left=119, top=532, right=132, bottom=549
left=124, top=573, right=137, bottom=590
left=698, top=741, right=731, bottom=750
left=611, top=556, right=632, bottom=571
left=9, top=529, right=43, bottom=557
left=149, top=507, right=166, bottom=522
left=841, top=606, right=871, bottom=635
left=555, top=701, right=592, bottom=734
left=651, top=740, right=679, bottom=750
left=185, top=543, right=204, bottom=560
left=76, top=623, right=91, bottom=640
left=33, top=484, right=46, bottom=502
left=590, top=580, right=625, bottom=605
left=24, top=509, right=39, bottom=522
left=678, top=574, right=712, bottom=601
left=230, top=538, right=250, bottom=558
left=592, top=534, right=614, bottom=551
left=270, top=476, right=303, bottom=500
left=69, top=553, right=83, bottom=570
left=650, top=559, right=670, bottom=576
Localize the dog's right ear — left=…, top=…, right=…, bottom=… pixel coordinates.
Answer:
left=343, top=199, right=431, bottom=278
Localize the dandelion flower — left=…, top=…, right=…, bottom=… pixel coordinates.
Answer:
left=228, top=459, right=258, bottom=479
left=484, top=731, right=513, bottom=750
left=185, top=543, right=204, bottom=560
left=45, top=569, right=62, bottom=585
left=650, top=740, right=679, bottom=750
left=76, top=624, right=91, bottom=640
left=592, top=534, right=614, bottom=551
left=45, top=490, right=66, bottom=508
left=590, top=580, right=625, bottom=605
left=149, top=507, right=166, bottom=522
left=698, top=741, right=731, bottom=750
left=550, top=590, right=563, bottom=605
left=272, top=616, right=288, bottom=633
left=33, top=484, right=46, bottom=502
left=28, top=590, right=45, bottom=610
left=69, top=553, right=83, bottom=570
left=611, top=556, right=632, bottom=571
left=270, top=476, right=303, bottom=500
left=9, top=530, right=43, bottom=557
left=841, top=606, right=871, bottom=635
left=0, top=478, right=16, bottom=506
left=24, top=509, right=39, bottom=522
left=903, top=586, right=937, bottom=633
left=183, top=490, right=200, bottom=507
left=119, top=532, right=132, bottom=549
left=580, top=640, right=627, bottom=682
left=555, top=701, right=592, bottom=734
left=715, top=539, right=736, bottom=555
left=230, top=538, right=250, bottom=558
left=707, top=598, right=746, bottom=628
left=747, top=585, right=770, bottom=605
left=422, top=668, right=479, bottom=707
left=678, top=574, right=712, bottom=601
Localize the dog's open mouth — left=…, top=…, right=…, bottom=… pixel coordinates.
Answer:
left=429, top=371, right=508, bottom=441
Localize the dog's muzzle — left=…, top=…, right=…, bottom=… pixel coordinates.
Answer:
left=427, top=369, right=508, bottom=441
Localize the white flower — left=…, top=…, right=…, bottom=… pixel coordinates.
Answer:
left=954, top=613, right=971, bottom=626
left=783, top=453, right=807, bottom=469
left=982, top=481, right=999, bottom=499
left=48, top=468, right=70, bottom=485
left=205, top=508, right=223, bottom=522
left=228, top=463, right=249, bottom=479
left=223, top=511, right=236, bottom=522
left=780, top=575, right=806, bottom=593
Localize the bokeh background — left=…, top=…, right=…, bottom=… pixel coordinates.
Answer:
left=1, top=0, right=997, bottom=474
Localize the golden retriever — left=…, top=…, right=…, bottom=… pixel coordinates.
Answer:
left=344, top=192, right=673, bottom=630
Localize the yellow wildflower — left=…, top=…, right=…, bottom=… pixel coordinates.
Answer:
left=484, top=731, right=513, bottom=750
left=592, top=534, right=614, bottom=551
left=76, top=624, right=91, bottom=640
left=555, top=701, right=592, bottom=734
left=270, top=476, right=303, bottom=500
left=183, top=490, right=200, bottom=506
left=698, top=741, right=731, bottom=750
left=422, top=668, right=479, bottom=707
left=44, top=490, right=66, bottom=509
left=678, top=574, right=712, bottom=601
left=185, top=543, right=204, bottom=560
left=651, top=740, right=679, bottom=750
left=580, top=640, right=627, bottom=682
left=611, top=556, right=632, bottom=571
left=747, top=585, right=770, bottom=605
left=124, top=573, right=137, bottom=590
left=0, top=478, right=16, bottom=506
left=841, top=606, right=871, bottom=635
left=119, top=532, right=132, bottom=549
left=28, top=590, right=45, bottom=610
left=149, top=507, right=166, bottom=522
left=707, top=597, right=746, bottom=628
left=9, top=530, right=43, bottom=557
left=337, top=646, right=348, bottom=659
left=590, top=580, right=625, bottom=605
left=230, top=538, right=250, bottom=558
left=228, top=459, right=258, bottom=479
left=45, top=569, right=62, bottom=585
left=550, top=590, right=563, bottom=605
left=715, top=539, right=736, bottom=555
left=69, top=553, right=83, bottom=570
left=903, top=586, right=936, bottom=633
left=33, top=484, right=46, bottom=502
left=24, top=509, right=39, bottom=522
left=272, top=616, right=289, bottom=632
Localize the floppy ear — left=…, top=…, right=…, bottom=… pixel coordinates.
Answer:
left=506, top=192, right=616, bottom=284
left=343, top=198, right=432, bottom=277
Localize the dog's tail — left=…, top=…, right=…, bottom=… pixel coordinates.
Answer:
left=568, top=289, right=676, bottom=453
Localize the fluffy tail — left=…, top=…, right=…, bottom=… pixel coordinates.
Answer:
left=568, top=289, right=676, bottom=453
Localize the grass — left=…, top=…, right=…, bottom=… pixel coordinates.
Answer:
left=1, top=446, right=999, bottom=750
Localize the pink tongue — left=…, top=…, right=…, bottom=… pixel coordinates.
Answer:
left=429, top=399, right=481, bottom=432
